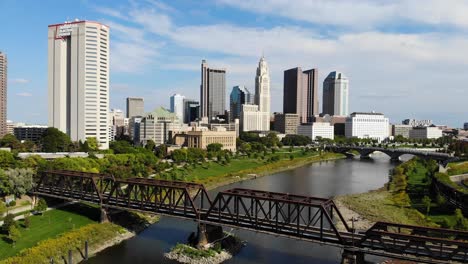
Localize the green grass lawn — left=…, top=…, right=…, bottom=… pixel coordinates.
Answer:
left=0, top=204, right=99, bottom=260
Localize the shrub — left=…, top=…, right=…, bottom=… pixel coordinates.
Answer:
left=2, top=214, right=17, bottom=234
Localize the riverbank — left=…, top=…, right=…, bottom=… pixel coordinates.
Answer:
left=199, top=152, right=345, bottom=190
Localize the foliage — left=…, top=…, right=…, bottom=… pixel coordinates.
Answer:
left=23, top=214, right=31, bottom=229
left=281, top=135, right=312, bottom=146
left=4, top=168, right=35, bottom=197
left=40, top=128, right=72, bottom=152
left=422, top=195, right=432, bottom=216
left=0, top=223, right=122, bottom=264
left=0, top=135, right=22, bottom=150
left=8, top=225, right=21, bottom=245
left=448, top=141, right=468, bottom=157
left=2, top=214, right=17, bottom=234
left=207, top=143, right=223, bottom=153
left=454, top=208, right=468, bottom=230
left=145, top=140, right=156, bottom=152
left=0, top=202, right=6, bottom=215
left=171, top=243, right=220, bottom=259
left=0, top=151, right=16, bottom=169
left=35, top=198, right=47, bottom=213
left=86, top=137, right=99, bottom=151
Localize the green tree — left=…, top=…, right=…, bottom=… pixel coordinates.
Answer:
left=207, top=143, right=223, bottom=153
left=23, top=213, right=31, bottom=229
left=454, top=208, right=468, bottom=230
left=35, top=198, right=48, bottom=214
left=86, top=137, right=99, bottom=151
left=2, top=214, right=17, bottom=233
left=0, top=201, right=6, bottom=215
left=0, top=150, right=16, bottom=169
left=422, top=195, right=432, bottom=216
left=0, top=134, right=22, bottom=150
left=145, top=140, right=156, bottom=151
left=8, top=225, right=21, bottom=246
left=5, top=168, right=36, bottom=197
left=40, top=127, right=72, bottom=152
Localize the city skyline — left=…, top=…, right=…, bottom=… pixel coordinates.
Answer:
left=1, top=0, right=467, bottom=127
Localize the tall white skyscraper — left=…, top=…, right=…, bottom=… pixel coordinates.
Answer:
left=323, top=71, right=349, bottom=116
left=170, top=93, right=185, bottom=122
left=254, top=56, right=270, bottom=130
left=241, top=56, right=271, bottom=132
left=48, top=20, right=110, bottom=149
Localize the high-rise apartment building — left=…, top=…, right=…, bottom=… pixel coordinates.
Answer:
left=283, top=67, right=319, bottom=123
left=48, top=21, right=110, bottom=149
left=200, top=60, right=226, bottom=121
left=322, top=71, right=349, bottom=116
left=126, top=97, right=144, bottom=118
left=230, top=86, right=253, bottom=122
left=170, top=93, right=185, bottom=122
left=0, top=52, right=7, bottom=138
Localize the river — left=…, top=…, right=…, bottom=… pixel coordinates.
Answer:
left=85, top=153, right=399, bottom=264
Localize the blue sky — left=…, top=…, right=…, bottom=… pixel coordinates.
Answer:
left=1, top=0, right=467, bottom=127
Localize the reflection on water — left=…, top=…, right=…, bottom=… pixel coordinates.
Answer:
left=85, top=154, right=396, bottom=264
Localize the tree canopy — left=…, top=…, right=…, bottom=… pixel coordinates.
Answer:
left=40, top=128, right=72, bottom=152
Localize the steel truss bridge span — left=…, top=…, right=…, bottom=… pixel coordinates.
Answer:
left=32, top=170, right=468, bottom=264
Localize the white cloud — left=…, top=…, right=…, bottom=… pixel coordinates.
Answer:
left=16, top=92, right=32, bottom=97
left=219, top=0, right=468, bottom=29
left=96, top=1, right=468, bottom=125
left=10, top=78, right=30, bottom=84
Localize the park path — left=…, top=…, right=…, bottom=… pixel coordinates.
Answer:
left=0, top=201, right=77, bottom=225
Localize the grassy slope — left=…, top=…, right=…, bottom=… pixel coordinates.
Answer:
left=166, top=151, right=344, bottom=188
left=0, top=204, right=98, bottom=260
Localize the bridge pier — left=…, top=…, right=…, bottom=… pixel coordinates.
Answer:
left=100, top=207, right=109, bottom=223
left=192, top=223, right=224, bottom=249
left=341, top=248, right=365, bottom=264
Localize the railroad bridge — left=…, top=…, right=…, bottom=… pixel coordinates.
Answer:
left=326, top=145, right=459, bottom=166
left=32, top=170, right=468, bottom=264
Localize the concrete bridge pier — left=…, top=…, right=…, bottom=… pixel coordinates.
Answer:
left=341, top=248, right=365, bottom=264
left=192, top=223, right=224, bottom=249
left=100, top=207, right=109, bottom=223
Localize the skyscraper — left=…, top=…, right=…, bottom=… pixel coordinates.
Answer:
left=48, top=20, right=110, bottom=149
left=200, top=60, right=226, bottom=121
left=255, top=56, right=271, bottom=130
left=322, top=71, right=349, bottom=116
left=170, top=93, right=185, bottom=121
left=283, top=67, right=319, bottom=123
left=0, top=52, right=7, bottom=138
left=230, top=85, right=253, bottom=122
left=126, top=97, right=144, bottom=118
left=183, top=99, right=200, bottom=123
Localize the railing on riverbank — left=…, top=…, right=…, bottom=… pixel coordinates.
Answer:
left=32, top=170, right=468, bottom=264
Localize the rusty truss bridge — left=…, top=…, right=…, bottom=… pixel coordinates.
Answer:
left=32, top=170, right=468, bottom=264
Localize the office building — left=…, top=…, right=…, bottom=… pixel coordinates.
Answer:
left=200, top=60, right=226, bottom=121
left=409, top=126, right=442, bottom=139
left=283, top=67, right=319, bottom=123
left=402, top=119, right=433, bottom=127
left=254, top=56, right=271, bottom=130
left=274, top=113, right=300, bottom=135
left=230, top=86, right=253, bottom=121
left=173, top=127, right=236, bottom=151
left=140, top=107, right=183, bottom=146
left=170, top=93, right=185, bottom=121
left=6, top=120, right=14, bottom=135
left=126, top=97, right=144, bottom=118
left=345, top=112, right=389, bottom=142
left=14, top=125, right=48, bottom=142
left=48, top=21, right=110, bottom=149
left=183, top=99, right=200, bottom=123
left=298, top=122, right=334, bottom=140
left=464, top=122, right=468, bottom=130
left=109, top=109, right=125, bottom=141
left=241, top=104, right=263, bottom=132
left=0, top=52, right=6, bottom=138
left=129, top=116, right=142, bottom=145
left=392, top=124, right=413, bottom=138
left=323, top=71, right=349, bottom=116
